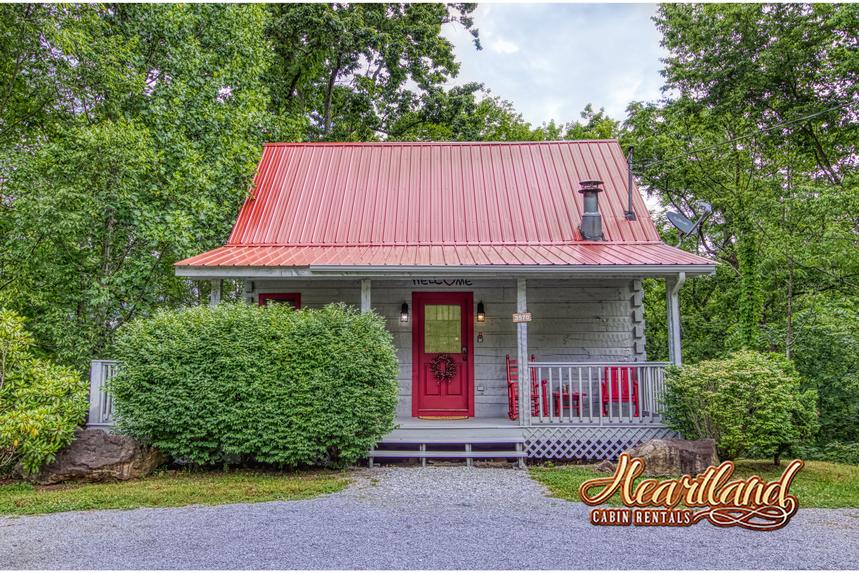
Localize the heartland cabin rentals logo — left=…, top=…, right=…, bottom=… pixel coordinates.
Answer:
left=578, top=454, right=804, bottom=531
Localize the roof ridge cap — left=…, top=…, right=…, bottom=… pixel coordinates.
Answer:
left=262, top=139, right=619, bottom=147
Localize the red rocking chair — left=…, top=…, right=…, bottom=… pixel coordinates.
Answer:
left=505, top=354, right=549, bottom=420
left=601, top=366, right=640, bottom=417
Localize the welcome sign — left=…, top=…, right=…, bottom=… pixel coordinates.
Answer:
left=579, top=454, right=804, bottom=531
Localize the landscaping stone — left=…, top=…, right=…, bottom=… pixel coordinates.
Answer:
left=623, top=438, right=718, bottom=476
left=28, top=428, right=163, bottom=485
left=593, top=459, right=616, bottom=473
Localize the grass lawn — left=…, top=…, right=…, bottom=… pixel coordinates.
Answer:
left=0, top=469, right=349, bottom=516
left=531, top=460, right=859, bottom=508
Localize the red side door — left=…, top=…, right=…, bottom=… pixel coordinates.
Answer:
left=412, top=292, right=474, bottom=417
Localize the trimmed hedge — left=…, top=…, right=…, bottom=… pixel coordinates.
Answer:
left=663, top=350, right=818, bottom=464
left=109, top=303, right=399, bottom=467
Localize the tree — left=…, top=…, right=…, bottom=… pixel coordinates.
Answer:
left=266, top=3, right=479, bottom=140
left=563, top=104, right=621, bottom=140
left=0, top=4, right=279, bottom=370
left=387, top=83, right=536, bottom=141
left=627, top=4, right=858, bottom=447
left=656, top=4, right=857, bottom=186
left=388, top=84, right=621, bottom=142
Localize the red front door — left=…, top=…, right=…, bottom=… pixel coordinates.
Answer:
left=412, top=292, right=474, bottom=417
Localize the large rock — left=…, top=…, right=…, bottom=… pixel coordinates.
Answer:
left=623, top=438, right=718, bottom=476
left=29, top=428, right=164, bottom=485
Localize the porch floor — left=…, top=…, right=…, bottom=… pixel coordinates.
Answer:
left=394, top=416, right=518, bottom=429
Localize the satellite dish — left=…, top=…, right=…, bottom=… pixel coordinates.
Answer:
left=667, top=211, right=697, bottom=235
left=667, top=204, right=713, bottom=246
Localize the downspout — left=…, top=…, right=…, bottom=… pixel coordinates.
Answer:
left=667, top=272, right=686, bottom=366
left=670, top=271, right=686, bottom=298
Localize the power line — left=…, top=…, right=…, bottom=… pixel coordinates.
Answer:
left=631, top=99, right=856, bottom=173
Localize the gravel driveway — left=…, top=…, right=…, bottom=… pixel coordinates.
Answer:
left=1, top=465, right=857, bottom=569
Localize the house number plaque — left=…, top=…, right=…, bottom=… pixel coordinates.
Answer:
left=512, top=312, right=532, bottom=323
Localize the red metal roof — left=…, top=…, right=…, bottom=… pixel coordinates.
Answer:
left=177, top=141, right=714, bottom=271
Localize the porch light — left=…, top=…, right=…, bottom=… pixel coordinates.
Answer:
left=476, top=301, right=486, bottom=322
left=400, top=302, right=409, bottom=323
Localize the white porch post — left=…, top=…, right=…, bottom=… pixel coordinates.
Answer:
left=209, top=279, right=222, bottom=307
left=361, top=279, right=372, bottom=313
left=516, top=278, right=529, bottom=426
left=666, top=272, right=686, bottom=365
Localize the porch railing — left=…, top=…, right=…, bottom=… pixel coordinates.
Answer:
left=88, top=360, right=118, bottom=428
left=527, top=362, right=669, bottom=426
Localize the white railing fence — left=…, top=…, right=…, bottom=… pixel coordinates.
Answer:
left=88, top=360, right=118, bottom=428
left=527, top=362, right=668, bottom=426
left=88, top=359, right=668, bottom=430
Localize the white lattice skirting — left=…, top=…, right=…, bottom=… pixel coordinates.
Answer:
left=525, top=426, right=679, bottom=460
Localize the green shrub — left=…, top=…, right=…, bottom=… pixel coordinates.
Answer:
left=663, top=350, right=818, bottom=464
left=109, top=303, right=399, bottom=467
left=0, top=310, right=88, bottom=475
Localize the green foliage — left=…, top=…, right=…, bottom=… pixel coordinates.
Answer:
left=109, top=303, right=399, bottom=467
left=266, top=3, right=479, bottom=140
left=765, top=295, right=859, bottom=444
left=629, top=3, right=858, bottom=447
left=663, top=350, right=818, bottom=463
left=796, top=441, right=859, bottom=466
left=390, top=84, right=622, bottom=142
left=0, top=310, right=87, bottom=475
left=0, top=4, right=280, bottom=371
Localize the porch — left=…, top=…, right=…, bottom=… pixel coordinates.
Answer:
left=88, top=273, right=687, bottom=461
left=368, top=360, right=674, bottom=463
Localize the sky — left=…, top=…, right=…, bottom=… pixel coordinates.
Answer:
left=441, top=3, right=667, bottom=127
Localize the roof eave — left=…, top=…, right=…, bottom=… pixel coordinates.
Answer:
left=175, top=263, right=716, bottom=280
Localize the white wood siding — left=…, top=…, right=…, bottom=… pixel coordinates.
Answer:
left=251, top=278, right=645, bottom=418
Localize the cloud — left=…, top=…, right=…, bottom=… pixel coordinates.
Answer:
left=488, top=37, right=520, bottom=54
left=442, top=4, right=667, bottom=126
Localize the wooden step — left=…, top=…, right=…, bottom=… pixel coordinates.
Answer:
left=369, top=449, right=526, bottom=459
left=378, top=435, right=525, bottom=445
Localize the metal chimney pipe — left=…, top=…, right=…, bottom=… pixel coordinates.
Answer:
left=578, top=180, right=604, bottom=240
left=625, top=146, right=637, bottom=221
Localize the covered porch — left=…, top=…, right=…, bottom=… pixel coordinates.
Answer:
left=206, top=269, right=689, bottom=461
left=89, top=270, right=696, bottom=461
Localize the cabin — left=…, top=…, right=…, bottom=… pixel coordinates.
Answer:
left=88, top=141, right=715, bottom=465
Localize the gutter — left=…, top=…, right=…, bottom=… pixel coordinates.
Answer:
left=175, top=264, right=716, bottom=280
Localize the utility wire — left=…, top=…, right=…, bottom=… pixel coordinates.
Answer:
left=631, top=99, right=856, bottom=173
